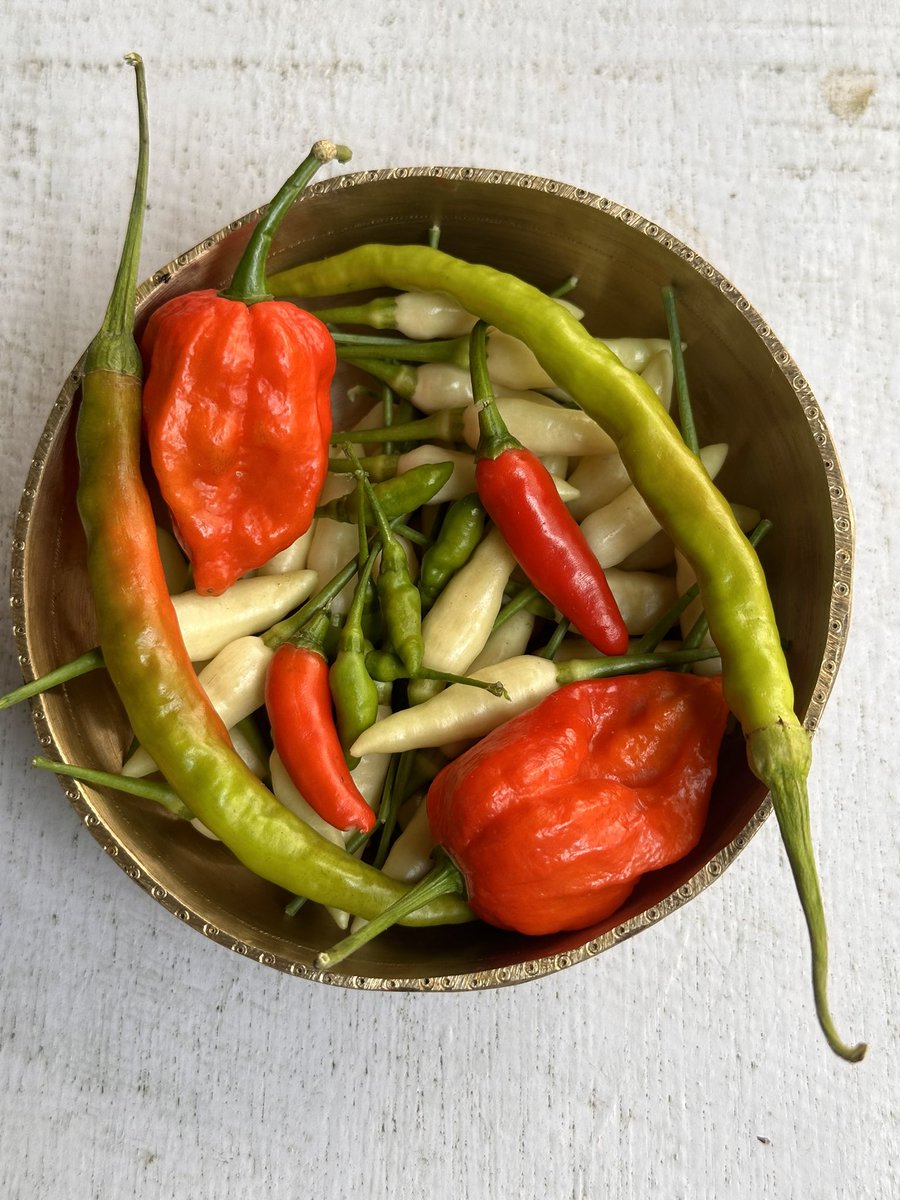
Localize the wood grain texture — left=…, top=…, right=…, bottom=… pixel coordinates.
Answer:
left=0, top=1, right=896, bottom=1197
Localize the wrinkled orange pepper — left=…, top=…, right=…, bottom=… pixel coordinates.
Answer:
left=141, top=142, right=349, bottom=594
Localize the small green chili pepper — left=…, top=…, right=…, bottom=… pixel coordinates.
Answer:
left=418, top=494, right=486, bottom=611
left=343, top=448, right=425, bottom=676
left=329, top=547, right=380, bottom=768
left=316, top=460, right=454, bottom=524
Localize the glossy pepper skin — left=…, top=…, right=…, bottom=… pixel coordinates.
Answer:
left=73, top=88, right=468, bottom=930
left=265, top=614, right=376, bottom=834
left=141, top=294, right=335, bottom=594
left=468, top=322, right=630, bottom=657
left=427, top=672, right=729, bottom=935
left=140, top=142, right=348, bottom=596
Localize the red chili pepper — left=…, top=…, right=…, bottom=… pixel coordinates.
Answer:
left=265, top=612, right=376, bottom=835
left=469, top=322, right=629, bottom=655
left=140, top=141, right=350, bottom=595
left=316, top=670, right=729, bottom=967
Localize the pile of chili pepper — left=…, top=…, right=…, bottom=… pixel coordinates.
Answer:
left=6, top=55, right=865, bottom=1064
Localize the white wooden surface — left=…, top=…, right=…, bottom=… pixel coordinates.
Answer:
left=0, top=2, right=896, bottom=1197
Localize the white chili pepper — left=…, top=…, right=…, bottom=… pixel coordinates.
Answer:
left=640, top=348, right=675, bottom=408
left=461, top=397, right=616, bottom=457
left=122, top=634, right=274, bottom=777
left=603, top=568, right=678, bottom=636
left=580, top=443, right=728, bottom=568
left=598, top=337, right=673, bottom=373
left=170, top=570, right=318, bottom=661
left=466, top=608, right=536, bottom=674
left=409, top=527, right=518, bottom=705
left=407, top=362, right=519, bottom=413
left=565, top=453, right=633, bottom=521
left=351, top=655, right=559, bottom=757
left=257, top=527, right=315, bottom=575
left=615, top=530, right=676, bottom=572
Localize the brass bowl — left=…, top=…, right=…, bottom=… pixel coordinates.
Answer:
left=11, top=167, right=852, bottom=989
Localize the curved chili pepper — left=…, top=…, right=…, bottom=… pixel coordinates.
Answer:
left=468, top=321, right=629, bottom=657
left=418, top=494, right=486, bottom=611
left=272, top=244, right=865, bottom=1059
left=70, top=62, right=470, bottom=929
left=317, top=671, right=729, bottom=960
left=265, top=612, right=375, bottom=834
left=315, top=460, right=454, bottom=524
left=140, top=142, right=351, bottom=596
left=329, top=547, right=380, bottom=767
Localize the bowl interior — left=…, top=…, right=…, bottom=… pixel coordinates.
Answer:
left=14, top=168, right=851, bottom=988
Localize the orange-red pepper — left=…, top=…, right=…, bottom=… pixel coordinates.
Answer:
left=317, top=670, right=729, bottom=966
left=427, top=671, right=730, bottom=934
left=141, top=142, right=349, bottom=595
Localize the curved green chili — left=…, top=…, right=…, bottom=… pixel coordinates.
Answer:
left=419, top=495, right=486, bottom=611
left=71, top=63, right=469, bottom=929
left=269, top=242, right=864, bottom=1059
left=329, top=546, right=380, bottom=767
left=316, top=460, right=454, bottom=524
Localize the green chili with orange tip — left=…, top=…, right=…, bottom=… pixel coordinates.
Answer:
left=269, top=243, right=865, bottom=1060
left=70, top=58, right=470, bottom=930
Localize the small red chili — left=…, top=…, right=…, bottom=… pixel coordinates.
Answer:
left=469, top=322, right=629, bottom=656
left=265, top=612, right=376, bottom=835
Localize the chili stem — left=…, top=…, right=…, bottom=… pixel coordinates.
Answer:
left=0, top=649, right=105, bottom=709
left=427, top=223, right=441, bottom=250
left=541, top=617, right=571, bottom=659
left=662, top=285, right=699, bottom=457
left=32, top=755, right=193, bottom=820
left=335, top=331, right=468, bottom=365
left=493, top=583, right=542, bottom=630
left=548, top=274, right=579, bottom=299
left=317, top=850, right=465, bottom=969
left=221, top=141, right=351, bottom=306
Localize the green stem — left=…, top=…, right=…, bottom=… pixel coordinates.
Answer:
left=33, top=755, right=193, bottom=820
left=336, top=331, right=468, bottom=365
left=748, top=728, right=866, bottom=1062
left=316, top=850, right=465, bottom=969
left=470, top=321, right=520, bottom=458
left=381, top=384, right=396, bottom=456
left=541, top=617, right=571, bottom=659
left=221, top=140, right=351, bottom=305
left=310, top=296, right=398, bottom=329
left=548, top=274, right=579, bottom=299
left=83, top=53, right=149, bottom=378
left=427, top=224, right=441, bottom=250
left=493, top=583, right=542, bottom=630
left=0, top=649, right=105, bottom=710
left=344, top=357, right=419, bottom=399
left=331, top=406, right=467, bottom=446
left=556, top=645, right=721, bottom=684
left=662, top=285, right=699, bottom=457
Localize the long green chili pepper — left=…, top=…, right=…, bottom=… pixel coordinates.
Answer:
left=70, top=61, right=469, bottom=930
left=316, top=460, right=454, bottom=524
left=270, top=242, right=864, bottom=1059
left=418, top=495, right=486, bottom=611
